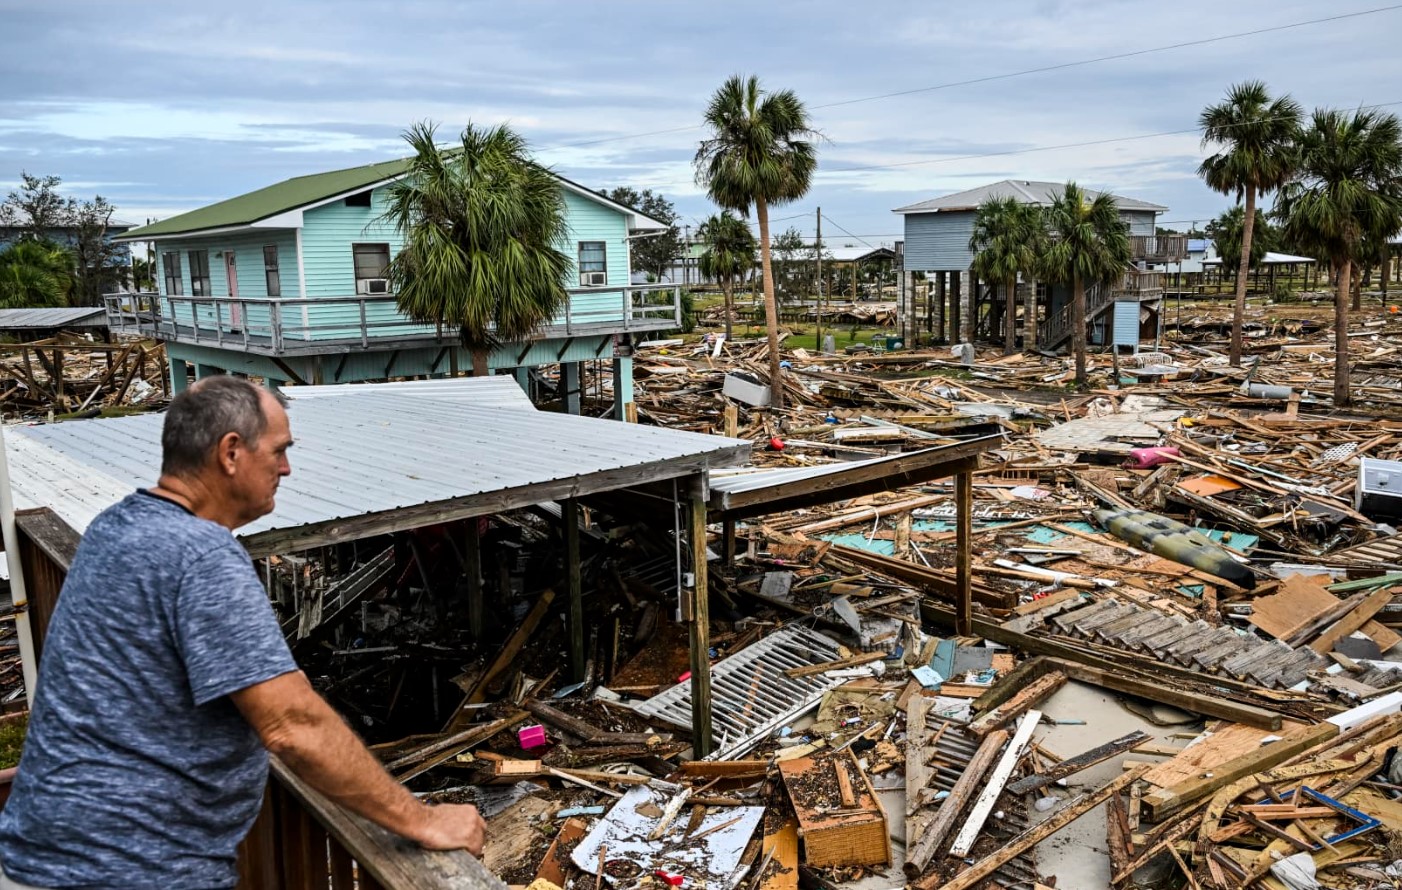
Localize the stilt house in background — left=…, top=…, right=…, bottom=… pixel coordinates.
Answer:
left=894, top=179, right=1189, bottom=352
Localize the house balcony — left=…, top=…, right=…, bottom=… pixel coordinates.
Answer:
left=103, top=285, right=682, bottom=358
left=1130, top=234, right=1189, bottom=264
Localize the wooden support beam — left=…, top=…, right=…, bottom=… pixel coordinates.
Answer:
left=1309, top=585, right=1395, bottom=654
left=564, top=498, right=584, bottom=683
left=722, top=519, right=736, bottom=567
left=926, top=765, right=1151, bottom=890
left=688, top=490, right=714, bottom=758
left=904, top=726, right=1007, bottom=877
left=1141, top=721, right=1338, bottom=822
left=948, top=710, right=1040, bottom=857
left=1044, top=658, right=1282, bottom=731
left=463, top=519, right=483, bottom=640
left=1006, top=730, right=1152, bottom=796
left=460, top=590, right=555, bottom=708
left=955, top=469, right=973, bottom=636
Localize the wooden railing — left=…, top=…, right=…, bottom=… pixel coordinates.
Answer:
left=1037, top=270, right=1165, bottom=349
left=1130, top=234, right=1189, bottom=263
left=11, top=507, right=503, bottom=890
left=237, top=759, right=504, bottom=890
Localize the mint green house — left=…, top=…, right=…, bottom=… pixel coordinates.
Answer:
left=110, top=156, right=677, bottom=416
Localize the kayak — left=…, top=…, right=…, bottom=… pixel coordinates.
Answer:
left=1093, top=508, right=1257, bottom=590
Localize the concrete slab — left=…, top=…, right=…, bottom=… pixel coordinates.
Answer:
left=1029, top=680, right=1196, bottom=889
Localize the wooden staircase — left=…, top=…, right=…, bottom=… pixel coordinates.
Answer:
left=1037, top=280, right=1110, bottom=351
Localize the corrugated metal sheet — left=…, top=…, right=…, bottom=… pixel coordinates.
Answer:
left=0, top=307, right=108, bottom=330
left=286, top=376, right=535, bottom=410
left=5, top=379, right=751, bottom=549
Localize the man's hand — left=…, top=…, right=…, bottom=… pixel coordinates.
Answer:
left=413, top=803, right=487, bottom=855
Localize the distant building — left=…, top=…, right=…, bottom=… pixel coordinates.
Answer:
left=110, top=155, right=676, bottom=417
left=893, top=179, right=1188, bottom=350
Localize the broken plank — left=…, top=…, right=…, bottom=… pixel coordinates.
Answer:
left=1308, top=585, right=1396, bottom=654
left=947, top=710, right=1040, bottom=858
left=968, top=671, right=1066, bottom=737
left=1142, top=721, right=1339, bottom=821
left=904, top=726, right=1007, bottom=878
left=929, top=765, right=1151, bottom=890
left=1046, top=658, right=1281, bottom=730
left=1005, top=730, right=1152, bottom=796
left=783, top=651, right=886, bottom=678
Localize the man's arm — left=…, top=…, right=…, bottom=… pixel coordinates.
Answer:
left=231, top=670, right=485, bottom=855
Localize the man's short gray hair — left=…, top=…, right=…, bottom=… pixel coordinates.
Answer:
left=161, top=376, right=288, bottom=476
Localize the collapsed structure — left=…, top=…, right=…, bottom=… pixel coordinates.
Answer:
left=4, top=294, right=1402, bottom=890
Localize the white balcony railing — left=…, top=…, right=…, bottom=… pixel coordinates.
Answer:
left=103, top=285, right=682, bottom=355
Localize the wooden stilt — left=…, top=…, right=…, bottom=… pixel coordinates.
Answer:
left=955, top=466, right=973, bottom=636
left=687, top=489, right=714, bottom=757
left=564, top=498, right=584, bottom=682
left=463, top=519, right=482, bottom=639
left=722, top=519, right=736, bottom=567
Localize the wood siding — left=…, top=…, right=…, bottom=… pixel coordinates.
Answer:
left=903, top=208, right=1160, bottom=272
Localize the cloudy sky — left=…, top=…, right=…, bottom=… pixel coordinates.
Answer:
left=2, top=0, right=1398, bottom=248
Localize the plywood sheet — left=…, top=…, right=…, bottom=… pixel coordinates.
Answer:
left=1141, top=720, right=1307, bottom=790
left=759, top=817, right=799, bottom=890
left=1247, top=574, right=1339, bottom=640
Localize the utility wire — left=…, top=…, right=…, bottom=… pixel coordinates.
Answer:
left=543, top=5, right=1402, bottom=152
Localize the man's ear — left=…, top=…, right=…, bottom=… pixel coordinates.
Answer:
left=216, top=431, right=242, bottom=476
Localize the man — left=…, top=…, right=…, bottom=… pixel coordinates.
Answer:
left=0, top=376, right=484, bottom=889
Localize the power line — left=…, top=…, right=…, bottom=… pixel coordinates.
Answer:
left=819, top=215, right=876, bottom=249
left=814, top=6, right=1402, bottom=110
left=542, top=5, right=1402, bottom=152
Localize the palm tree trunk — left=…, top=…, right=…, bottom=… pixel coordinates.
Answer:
left=1025, top=280, right=1038, bottom=351
left=1004, top=277, right=1016, bottom=354
left=755, top=198, right=784, bottom=410
left=1072, top=273, right=1087, bottom=387
left=1229, top=187, right=1255, bottom=367
left=723, top=277, right=734, bottom=341
left=1336, top=256, right=1351, bottom=408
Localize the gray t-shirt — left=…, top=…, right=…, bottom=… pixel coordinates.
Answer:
left=0, top=490, right=298, bottom=889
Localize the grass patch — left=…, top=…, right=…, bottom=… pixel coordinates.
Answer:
left=0, top=713, right=27, bottom=769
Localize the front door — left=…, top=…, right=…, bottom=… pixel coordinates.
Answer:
left=225, top=251, right=241, bottom=328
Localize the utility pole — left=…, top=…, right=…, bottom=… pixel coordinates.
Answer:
left=815, top=207, right=823, bottom=351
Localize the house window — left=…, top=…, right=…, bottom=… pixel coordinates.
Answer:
left=263, top=245, right=281, bottom=297
left=578, top=241, right=607, bottom=286
left=188, top=249, right=211, bottom=297
left=352, top=243, right=391, bottom=294
left=162, top=252, right=183, bottom=296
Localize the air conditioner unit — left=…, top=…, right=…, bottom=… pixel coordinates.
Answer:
left=581, top=271, right=608, bottom=287
left=357, top=278, right=390, bottom=295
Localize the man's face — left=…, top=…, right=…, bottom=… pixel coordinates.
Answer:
left=229, top=393, right=293, bottom=526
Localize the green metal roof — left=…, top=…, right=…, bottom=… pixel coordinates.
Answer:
left=120, top=156, right=414, bottom=239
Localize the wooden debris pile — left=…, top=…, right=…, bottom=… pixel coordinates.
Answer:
left=0, top=333, right=169, bottom=416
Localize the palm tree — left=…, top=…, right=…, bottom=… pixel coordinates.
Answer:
left=1280, top=107, right=1402, bottom=408
left=0, top=239, right=74, bottom=309
left=697, top=211, right=756, bottom=341
left=695, top=75, right=818, bottom=410
left=969, top=197, right=1042, bottom=354
left=1199, top=82, right=1302, bottom=367
left=384, top=122, right=571, bottom=376
left=1039, top=183, right=1133, bottom=388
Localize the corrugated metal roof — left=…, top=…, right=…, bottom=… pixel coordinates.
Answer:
left=285, top=376, right=536, bottom=410
left=0, top=307, right=108, bottom=330
left=893, top=179, right=1167, bottom=214
left=6, top=379, right=751, bottom=554
left=1203, top=251, right=1317, bottom=266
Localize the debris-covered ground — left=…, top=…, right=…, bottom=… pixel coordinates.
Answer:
left=17, top=295, right=1402, bottom=887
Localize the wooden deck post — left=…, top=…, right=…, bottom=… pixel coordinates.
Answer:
left=955, top=465, right=973, bottom=636
left=463, top=519, right=483, bottom=640
left=687, top=485, right=714, bottom=757
left=564, top=498, right=584, bottom=682
left=949, top=271, right=961, bottom=342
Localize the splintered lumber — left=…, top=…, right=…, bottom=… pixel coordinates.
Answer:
left=524, top=700, right=614, bottom=744
left=903, top=727, right=1007, bottom=877
left=947, top=711, right=1041, bottom=858
left=832, top=544, right=1016, bottom=609
left=1308, top=585, right=1395, bottom=654
left=1141, top=721, right=1339, bottom=821
left=463, top=588, right=556, bottom=706
left=928, top=765, right=1151, bottom=890
left=783, top=651, right=886, bottom=678
left=1005, top=730, right=1152, bottom=796
left=1045, top=658, right=1281, bottom=730
left=386, top=711, right=527, bottom=780
left=968, top=671, right=1066, bottom=736
left=677, top=760, right=769, bottom=779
